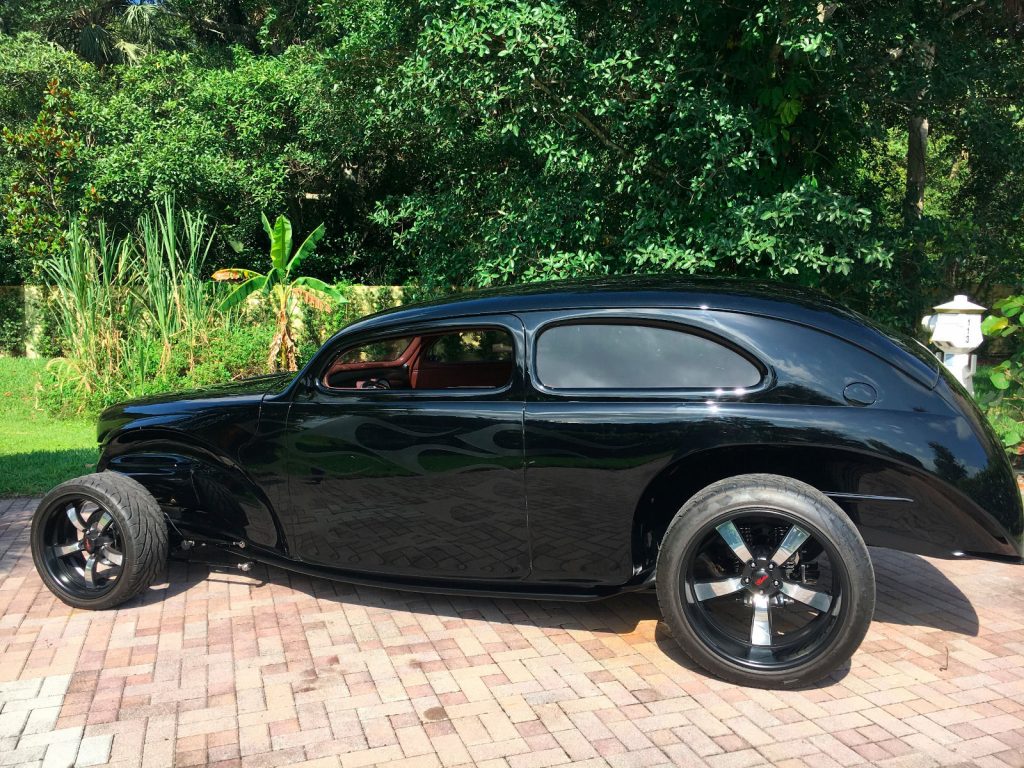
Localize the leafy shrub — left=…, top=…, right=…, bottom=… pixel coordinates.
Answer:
left=1, top=78, right=90, bottom=280
left=40, top=320, right=278, bottom=417
left=977, top=295, right=1024, bottom=455
left=0, top=289, right=26, bottom=355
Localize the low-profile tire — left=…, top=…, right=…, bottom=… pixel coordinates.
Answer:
left=31, top=472, right=168, bottom=610
left=657, top=474, right=874, bottom=689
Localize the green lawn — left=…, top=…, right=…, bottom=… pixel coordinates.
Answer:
left=0, top=358, right=97, bottom=497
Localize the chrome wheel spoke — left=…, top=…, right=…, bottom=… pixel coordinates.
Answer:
left=770, top=524, right=809, bottom=566
left=750, top=593, right=773, bottom=646
left=66, top=505, right=87, bottom=531
left=82, top=555, right=98, bottom=586
left=715, top=520, right=754, bottom=564
left=51, top=541, right=84, bottom=558
left=780, top=581, right=832, bottom=613
left=101, top=546, right=123, bottom=567
left=42, top=498, right=123, bottom=595
left=692, top=576, right=745, bottom=602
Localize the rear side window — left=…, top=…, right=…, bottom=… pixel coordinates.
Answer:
left=535, top=323, right=761, bottom=390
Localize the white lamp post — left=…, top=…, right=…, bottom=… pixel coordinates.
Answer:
left=921, top=294, right=986, bottom=394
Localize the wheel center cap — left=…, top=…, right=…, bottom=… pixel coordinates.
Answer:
left=83, top=529, right=102, bottom=553
left=744, top=559, right=779, bottom=595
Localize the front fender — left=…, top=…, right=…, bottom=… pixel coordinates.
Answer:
left=99, top=429, right=285, bottom=550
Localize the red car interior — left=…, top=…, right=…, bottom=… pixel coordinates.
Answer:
left=323, top=331, right=512, bottom=391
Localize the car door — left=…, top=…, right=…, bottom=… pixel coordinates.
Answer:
left=281, top=314, right=530, bottom=581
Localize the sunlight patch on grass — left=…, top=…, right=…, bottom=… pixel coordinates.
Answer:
left=0, top=358, right=97, bottom=497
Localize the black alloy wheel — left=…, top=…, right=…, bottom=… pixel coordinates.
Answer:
left=32, top=473, right=168, bottom=610
left=657, top=474, right=875, bottom=688
left=39, top=498, right=125, bottom=598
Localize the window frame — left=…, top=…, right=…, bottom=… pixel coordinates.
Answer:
left=312, top=315, right=524, bottom=400
left=527, top=312, right=770, bottom=399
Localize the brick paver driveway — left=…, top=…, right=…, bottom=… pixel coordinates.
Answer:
left=1, top=497, right=1023, bottom=768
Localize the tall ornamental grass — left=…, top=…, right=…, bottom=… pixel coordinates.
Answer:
left=43, top=197, right=232, bottom=413
left=45, top=219, right=135, bottom=399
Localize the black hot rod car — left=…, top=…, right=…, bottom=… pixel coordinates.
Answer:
left=31, top=278, right=1023, bottom=688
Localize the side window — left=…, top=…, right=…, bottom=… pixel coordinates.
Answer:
left=337, top=336, right=413, bottom=365
left=423, top=330, right=513, bottom=364
left=535, top=323, right=761, bottom=390
left=415, top=329, right=514, bottom=389
left=323, top=328, right=514, bottom=391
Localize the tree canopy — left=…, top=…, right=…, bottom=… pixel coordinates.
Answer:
left=2, top=0, right=1023, bottom=328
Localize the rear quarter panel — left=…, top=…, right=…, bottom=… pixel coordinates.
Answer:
left=521, top=308, right=1022, bottom=587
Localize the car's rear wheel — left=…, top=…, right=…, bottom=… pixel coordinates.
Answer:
left=657, top=474, right=874, bottom=688
left=31, top=472, right=168, bottom=610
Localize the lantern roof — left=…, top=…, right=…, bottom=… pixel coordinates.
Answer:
left=932, top=295, right=986, bottom=314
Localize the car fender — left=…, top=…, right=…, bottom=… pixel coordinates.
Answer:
left=99, top=428, right=285, bottom=550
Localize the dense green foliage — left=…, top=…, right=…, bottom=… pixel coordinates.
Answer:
left=31, top=197, right=377, bottom=416
left=2, top=1, right=1023, bottom=330
left=978, top=296, right=1024, bottom=452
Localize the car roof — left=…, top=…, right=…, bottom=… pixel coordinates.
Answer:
left=364, top=275, right=834, bottom=318
left=332, top=276, right=940, bottom=388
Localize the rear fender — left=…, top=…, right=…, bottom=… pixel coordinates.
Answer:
left=632, top=443, right=1021, bottom=571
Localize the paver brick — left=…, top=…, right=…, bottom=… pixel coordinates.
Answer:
left=0, top=498, right=1022, bottom=768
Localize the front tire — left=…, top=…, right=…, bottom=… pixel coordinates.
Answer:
left=31, top=472, right=168, bottom=610
left=657, top=474, right=875, bottom=688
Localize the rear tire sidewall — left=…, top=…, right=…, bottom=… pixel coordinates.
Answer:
left=656, top=475, right=875, bottom=689
left=31, top=473, right=167, bottom=610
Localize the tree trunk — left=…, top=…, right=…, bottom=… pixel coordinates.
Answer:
left=1007, top=0, right=1024, bottom=34
left=900, top=110, right=930, bottom=324
left=903, top=114, right=929, bottom=228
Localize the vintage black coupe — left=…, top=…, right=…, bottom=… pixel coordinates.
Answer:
left=31, top=278, right=1024, bottom=688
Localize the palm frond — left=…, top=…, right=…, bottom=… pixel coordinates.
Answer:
left=218, top=275, right=268, bottom=312
left=287, top=223, right=326, bottom=272
left=292, top=276, right=345, bottom=305
left=115, top=40, right=145, bottom=65
left=212, top=267, right=262, bottom=282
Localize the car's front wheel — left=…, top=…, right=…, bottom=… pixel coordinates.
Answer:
left=31, top=472, right=168, bottom=610
left=657, top=474, right=875, bottom=688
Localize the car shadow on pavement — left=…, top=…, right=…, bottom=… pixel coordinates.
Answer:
left=148, top=545, right=979, bottom=641
left=868, top=547, right=980, bottom=636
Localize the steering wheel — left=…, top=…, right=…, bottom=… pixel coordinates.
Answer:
left=361, top=377, right=391, bottom=390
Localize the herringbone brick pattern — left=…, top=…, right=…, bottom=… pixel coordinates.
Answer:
left=1, top=496, right=1023, bottom=768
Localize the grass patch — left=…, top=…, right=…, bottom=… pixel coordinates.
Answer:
left=0, top=358, right=97, bottom=497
